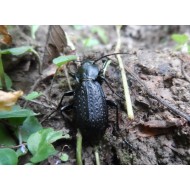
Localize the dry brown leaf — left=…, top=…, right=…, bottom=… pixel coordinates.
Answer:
left=143, top=120, right=168, bottom=128
left=43, top=25, right=67, bottom=64
left=42, top=64, right=57, bottom=78
left=143, top=119, right=185, bottom=128
left=0, top=25, right=12, bottom=45
left=137, top=126, right=171, bottom=137
left=0, top=90, right=23, bottom=111
left=136, top=120, right=176, bottom=137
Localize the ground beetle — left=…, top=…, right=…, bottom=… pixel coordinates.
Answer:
left=59, top=53, right=126, bottom=145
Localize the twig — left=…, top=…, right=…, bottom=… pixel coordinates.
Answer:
left=103, top=60, right=112, bottom=76
left=94, top=146, right=100, bottom=165
left=29, top=77, right=42, bottom=92
left=48, top=68, right=59, bottom=101
left=125, top=67, right=190, bottom=124
left=31, top=49, right=42, bottom=74
left=22, top=97, right=55, bottom=109
left=115, top=25, right=134, bottom=120
left=76, top=129, right=83, bottom=165
left=63, top=64, right=72, bottom=91
left=0, top=143, right=26, bottom=149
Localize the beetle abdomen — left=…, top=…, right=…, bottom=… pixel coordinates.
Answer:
left=73, top=80, right=108, bottom=144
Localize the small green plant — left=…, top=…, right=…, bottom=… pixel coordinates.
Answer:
left=171, top=33, right=190, bottom=53
left=0, top=26, right=70, bottom=165
left=0, top=103, right=70, bottom=165
left=30, top=25, right=40, bottom=39
left=27, top=128, right=69, bottom=163
left=74, top=25, right=108, bottom=48
left=0, top=46, right=41, bottom=90
left=91, top=26, right=108, bottom=44
left=82, top=38, right=100, bottom=47
left=53, top=55, right=77, bottom=67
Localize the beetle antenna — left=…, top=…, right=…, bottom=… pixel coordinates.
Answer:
left=93, top=52, right=129, bottom=64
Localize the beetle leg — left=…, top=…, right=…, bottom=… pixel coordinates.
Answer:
left=41, top=91, right=74, bottom=123
left=58, top=90, right=74, bottom=108
left=60, top=103, right=73, bottom=121
left=58, top=91, right=74, bottom=121
left=106, top=100, right=119, bottom=131
left=106, top=100, right=133, bottom=149
left=100, top=76, right=125, bottom=100
left=61, top=104, right=73, bottom=112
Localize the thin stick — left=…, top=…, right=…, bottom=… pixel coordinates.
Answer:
left=103, top=60, right=112, bottom=76
left=0, top=143, right=27, bottom=149
left=32, top=49, right=42, bottom=74
left=94, top=146, right=100, bottom=165
left=115, top=26, right=134, bottom=120
left=63, top=64, right=73, bottom=90
left=22, top=97, right=55, bottom=109
left=76, top=129, right=83, bottom=165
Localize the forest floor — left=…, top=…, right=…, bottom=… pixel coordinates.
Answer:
left=6, top=25, right=190, bottom=164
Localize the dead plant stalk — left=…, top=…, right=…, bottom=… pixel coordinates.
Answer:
left=115, top=26, right=134, bottom=120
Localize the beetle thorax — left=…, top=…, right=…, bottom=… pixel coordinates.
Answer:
left=77, top=61, right=99, bottom=81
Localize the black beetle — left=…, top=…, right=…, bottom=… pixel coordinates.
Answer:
left=59, top=53, right=125, bottom=145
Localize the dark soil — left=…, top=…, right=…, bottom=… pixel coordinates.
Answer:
left=6, top=25, right=190, bottom=165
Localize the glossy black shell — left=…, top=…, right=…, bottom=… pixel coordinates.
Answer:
left=73, top=61, right=108, bottom=144
left=73, top=81, right=108, bottom=144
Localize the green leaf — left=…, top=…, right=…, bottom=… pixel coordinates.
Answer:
left=31, top=25, right=40, bottom=39
left=91, top=26, right=108, bottom=44
left=1, top=46, right=34, bottom=56
left=175, top=44, right=183, bottom=51
left=0, top=124, right=16, bottom=146
left=8, top=117, right=26, bottom=127
left=60, top=153, right=69, bottom=162
left=30, top=144, right=57, bottom=163
left=0, top=73, right=12, bottom=90
left=23, top=91, right=42, bottom=101
left=46, top=130, right=64, bottom=143
left=53, top=55, right=77, bottom=67
left=27, top=128, right=64, bottom=163
left=0, top=148, right=18, bottom=165
left=16, top=116, right=42, bottom=142
left=171, top=34, right=189, bottom=45
left=62, top=134, right=71, bottom=139
left=82, top=38, right=100, bottom=47
left=0, top=105, right=37, bottom=119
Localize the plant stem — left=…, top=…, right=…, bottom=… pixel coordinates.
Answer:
left=103, top=60, right=112, bottom=76
left=76, top=129, right=83, bottom=165
left=0, top=143, right=27, bottom=149
left=31, top=49, right=42, bottom=74
left=115, top=25, right=134, bottom=120
left=94, top=146, right=100, bottom=165
left=0, top=49, right=7, bottom=90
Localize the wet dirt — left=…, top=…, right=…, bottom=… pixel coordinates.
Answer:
left=6, top=25, right=190, bottom=165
